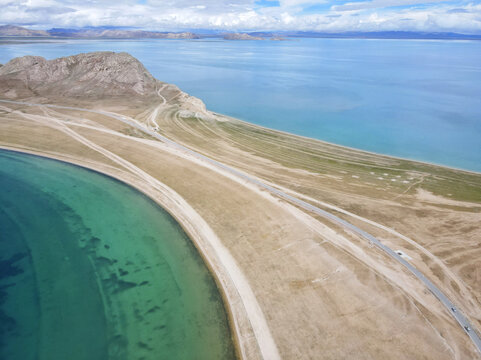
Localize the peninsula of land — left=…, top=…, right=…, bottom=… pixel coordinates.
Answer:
left=0, top=52, right=480, bottom=359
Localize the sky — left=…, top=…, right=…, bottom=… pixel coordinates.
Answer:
left=1, top=0, right=481, bottom=33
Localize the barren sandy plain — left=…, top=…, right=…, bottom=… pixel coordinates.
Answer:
left=0, top=53, right=480, bottom=359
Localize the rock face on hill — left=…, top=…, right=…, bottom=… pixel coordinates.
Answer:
left=0, top=52, right=162, bottom=99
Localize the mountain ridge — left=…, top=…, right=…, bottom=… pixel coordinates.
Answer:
left=0, top=25, right=49, bottom=37
left=1, top=25, right=481, bottom=40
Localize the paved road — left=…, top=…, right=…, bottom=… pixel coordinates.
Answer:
left=2, top=98, right=480, bottom=354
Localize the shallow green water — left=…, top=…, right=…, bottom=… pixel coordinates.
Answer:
left=0, top=150, right=236, bottom=360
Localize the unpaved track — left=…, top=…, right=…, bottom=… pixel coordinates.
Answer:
left=1, top=98, right=480, bottom=356
left=3, top=105, right=280, bottom=360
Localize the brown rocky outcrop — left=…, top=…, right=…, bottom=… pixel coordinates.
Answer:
left=0, top=51, right=160, bottom=99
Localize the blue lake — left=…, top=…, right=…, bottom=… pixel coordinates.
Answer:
left=0, top=38, right=480, bottom=172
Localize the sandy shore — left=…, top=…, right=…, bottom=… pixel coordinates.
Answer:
left=1, top=96, right=480, bottom=359
left=0, top=144, right=270, bottom=360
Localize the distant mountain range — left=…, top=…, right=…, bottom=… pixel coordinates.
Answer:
left=1, top=25, right=480, bottom=41
left=0, top=25, right=49, bottom=37
left=0, top=25, right=199, bottom=39
left=269, top=31, right=481, bottom=40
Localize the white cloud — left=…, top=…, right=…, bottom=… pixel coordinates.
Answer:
left=0, top=0, right=480, bottom=33
left=279, top=0, right=325, bottom=9
left=332, top=0, right=448, bottom=12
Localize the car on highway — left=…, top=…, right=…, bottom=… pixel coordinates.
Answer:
left=465, top=325, right=471, bottom=332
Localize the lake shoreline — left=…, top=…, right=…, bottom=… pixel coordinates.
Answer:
left=223, top=113, right=481, bottom=176
left=0, top=145, right=246, bottom=360
left=1, top=45, right=479, bottom=357
left=1, top=38, right=479, bottom=173
left=1, top=90, right=480, bottom=357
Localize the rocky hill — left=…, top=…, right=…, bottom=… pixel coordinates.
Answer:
left=0, top=51, right=207, bottom=114
left=0, top=52, right=163, bottom=99
left=223, top=33, right=264, bottom=40
left=0, top=25, right=49, bottom=37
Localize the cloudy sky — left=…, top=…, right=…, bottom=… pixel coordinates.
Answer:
left=1, top=0, right=481, bottom=33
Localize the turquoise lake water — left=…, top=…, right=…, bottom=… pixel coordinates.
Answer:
left=0, top=38, right=480, bottom=172
left=0, top=150, right=236, bottom=360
